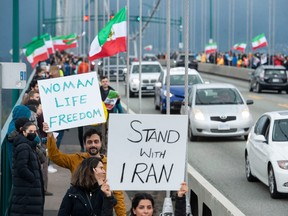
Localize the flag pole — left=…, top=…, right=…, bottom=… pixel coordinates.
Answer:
left=138, top=0, right=142, bottom=114
left=161, top=0, right=172, bottom=214
left=126, top=2, right=130, bottom=111
left=116, top=0, right=119, bottom=92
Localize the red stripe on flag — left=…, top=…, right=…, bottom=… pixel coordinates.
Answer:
left=30, top=52, right=49, bottom=68
left=89, top=37, right=126, bottom=61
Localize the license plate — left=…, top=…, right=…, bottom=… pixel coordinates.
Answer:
left=272, top=78, right=280, bottom=82
left=146, top=86, right=154, bottom=90
left=218, top=123, right=230, bottom=130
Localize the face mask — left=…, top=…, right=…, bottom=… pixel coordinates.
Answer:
left=26, top=133, right=37, bottom=141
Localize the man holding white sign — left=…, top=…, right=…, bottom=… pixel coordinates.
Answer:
left=107, top=114, right=188, bottom=191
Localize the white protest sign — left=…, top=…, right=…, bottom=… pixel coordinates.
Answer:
left=107, top=114, right=188, bottom=191
left=38, top=72, right=106, bottom=131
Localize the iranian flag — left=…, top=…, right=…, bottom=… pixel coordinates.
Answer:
left=32, top=34, right=55, bottom=54
left=23, top=39, right=49, bottom=68
left=205, top=42, right=217, bottom=54
left=89, top=7, right=127, bottom=61
left=53, top=33, right=78, bottom=51
left=144, top=45, right=153, bottom=51
left=232, top=43, right=247, bottom=52
left=252, top=33, right=268, bottom=50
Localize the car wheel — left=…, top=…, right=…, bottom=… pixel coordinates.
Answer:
left=256, top=82, right=262, bottom=93
left=244, top=135, right=248, bottom=140
left=286, top=89, right=288, bottom=94
left=154, top=98, right=160, bottom=110
left=160, top=103, right=166, bottom=114
left=245, top=153, right=257, bottom=182
left=268, top=165, right=281, bottom=199
left=249, top=82, right=253, bottom=92
left=277, top=90, right=282, bottom=94
left=129, top=90, right=134, bottom=98
left=188, top=122, right=198, bottom=141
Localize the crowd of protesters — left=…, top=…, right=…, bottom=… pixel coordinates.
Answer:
left=196, top=51, right=288, bottom=69
left=160, top=50, right=288, bottom=70
left=1, top=49, right=127, bottom=215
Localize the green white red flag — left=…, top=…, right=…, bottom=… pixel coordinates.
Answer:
left=205, top=42, right=217, bottom=54
left=23, top=39, right=49, bottom=68
left=32, top=34, right=55, bottom=54
left=252, top=33, right=268, bottom=50
left=232, top=43, right=247, bottom=52
left=144, top=45, right=153, bottom=51
left=52, top=33, right=78, bottom=51
left=89, top=7, right=127, bottom=61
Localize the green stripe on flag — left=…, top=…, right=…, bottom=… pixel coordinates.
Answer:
left=252, top=33, right=265, bottom=42
left=98, top=7, right=126, bottom=46
left=24, top=39, right=46, bottom=56
left=32, top=33, right=51, bottom=42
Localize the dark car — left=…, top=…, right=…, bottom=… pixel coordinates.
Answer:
left=171, top=53, right=198, bottom=70
left=249, top=65, right=288, bottom=93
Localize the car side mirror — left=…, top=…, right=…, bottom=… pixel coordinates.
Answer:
left=254, top=134, right=267, bottom=142
left=246, top=99, right=254, bottom=105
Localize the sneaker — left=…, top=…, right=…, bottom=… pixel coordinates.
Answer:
left=45, top=191, right=53, bottom=196
left=48, top=165, right=57, bottom=173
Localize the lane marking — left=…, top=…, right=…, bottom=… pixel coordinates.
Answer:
left=247, top=94, right=262, bottom=100
left=278, top=104, right=288, bottom=108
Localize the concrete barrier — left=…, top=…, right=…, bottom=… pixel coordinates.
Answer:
left=188, top=164, right=245, bottom=216
left=198, top=62, right=254, bottom=81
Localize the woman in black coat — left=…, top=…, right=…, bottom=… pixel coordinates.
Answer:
left=10, top=122, right=44, bottom=216
left=58, top=157, right=115, bottom=216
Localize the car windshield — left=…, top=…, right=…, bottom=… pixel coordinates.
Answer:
left=195, top=88, right=244, bottom=105
left=272, top=119, right=288, bottom=141
left=179, top=55, right=195, bottom=62
left=166, top=74, right=202, bottom=85
left=104, top=57, right=126, bottom=65
left=265, top=69, right=286, bottom=76
left=132, top=65, right=162, bottom=74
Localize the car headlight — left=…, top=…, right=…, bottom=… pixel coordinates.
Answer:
left=193, top=109, right=205, bottom=121
left=242, top=108, right=251, bottom=119
left=163, top=90, right=173, bottom=97
left=131, top=78, right=140, bottom=84
left=277, top=160, right=288, bottom=170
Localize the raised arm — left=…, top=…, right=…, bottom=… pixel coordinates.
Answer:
left=43, top=122, right=76, bottom=172
left=175, top=182, right=188, bottom=216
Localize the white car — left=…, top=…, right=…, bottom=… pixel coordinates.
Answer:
left=245, top=111, right=288, bottom=198
left=128, top=61, right=163, bottom=97
left=180, top=83, right=254, bottom=141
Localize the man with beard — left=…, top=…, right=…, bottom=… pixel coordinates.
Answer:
left=43, top=123, right=127, bottom=216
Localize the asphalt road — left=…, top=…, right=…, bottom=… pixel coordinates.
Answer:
left=112, top=72, right=288, bottom=216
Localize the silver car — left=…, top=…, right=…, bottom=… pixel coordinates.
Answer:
left=180, top=83, right=254, bottom=141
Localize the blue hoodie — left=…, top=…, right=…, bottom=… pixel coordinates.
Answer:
left=6, top=105, right=31, bottom=169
